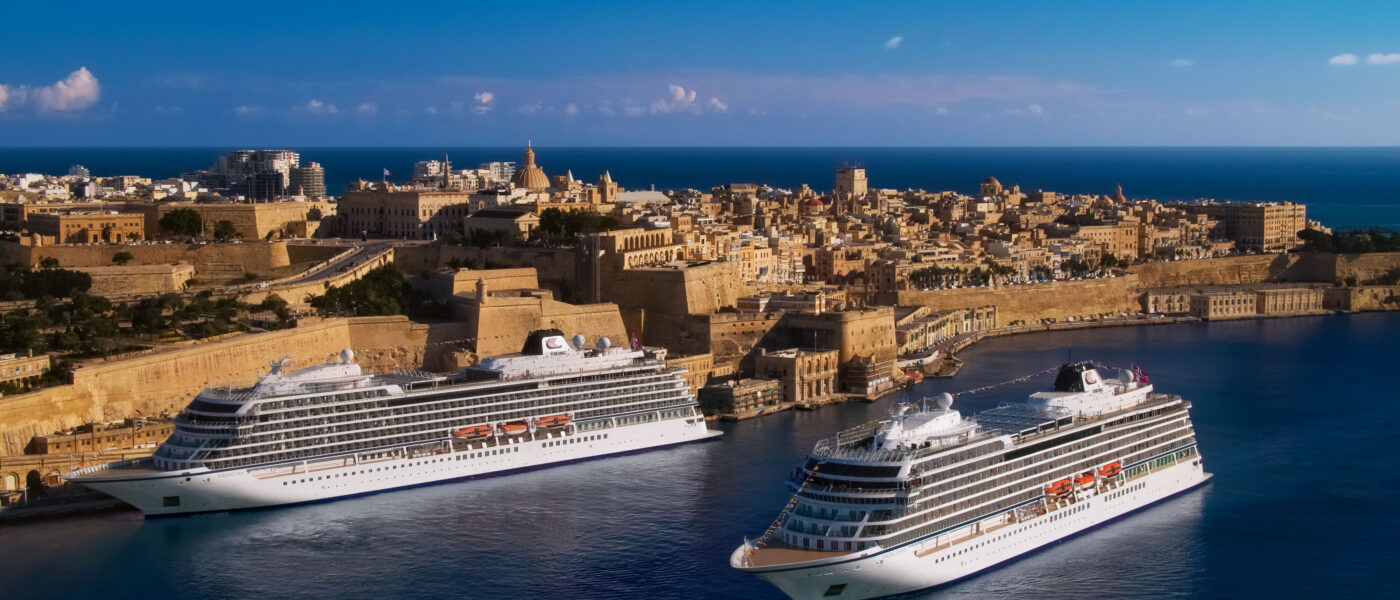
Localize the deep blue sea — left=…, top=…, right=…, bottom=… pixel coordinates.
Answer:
left=1, top=313, right=1396, bottom=600
left=2, top=147, right=1399, bottom=230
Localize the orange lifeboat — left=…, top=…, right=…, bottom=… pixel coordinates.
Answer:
left=1044, top=479, right=1073, bottom=496
left=904, top=370, right=924, bottom=383
left=1074, top=473, right=1097, bottom=488
left=535, top=414, right=572, bottom=428
left=1098, top=461, right=1122, bottom=478
left=498, top=422, right=528, bottom=436
left=452, top=425, right=493, bottom=439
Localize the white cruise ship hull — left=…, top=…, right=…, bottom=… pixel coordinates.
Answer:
left=741, top=458, right=1209, bottom=600
left=74, top=417, right=718, bottom=516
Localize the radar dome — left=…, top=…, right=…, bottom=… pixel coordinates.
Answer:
left=936, top=393, right=954, bottom=411
left=597, top=337, right=612, bottom=350
left=572, top=334, right=586, bottom=349
left=339, top=349, right=355, bottom=364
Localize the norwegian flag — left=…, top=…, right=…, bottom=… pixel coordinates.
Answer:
left=1132, top=364, right=1150, bottom=385
left=382, top=168, right=393, bottom=178
left=630, top=332, right=642, bottom=351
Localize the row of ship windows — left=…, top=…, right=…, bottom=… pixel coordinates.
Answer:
left=197, top=406, right=695, bottom=470
left=278, top=433, right=620, bottom=486
left=858, top=433, right=1194, bottom=545
left=203, top=394, right=683, bottom=460
left=872, top=439, right=1196, bottom=547
left=238, top=383, right=680, bottom=437
left=254, top=373, right=667, bottom=423
left=904, top=419, right=1190, bottom=513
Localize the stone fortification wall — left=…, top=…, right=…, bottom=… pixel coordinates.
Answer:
left=286, top=244, right=348, bottom=265
left=898, top=276, right=1143, bottom=324
left=1129, top=255, right=1286, bottom=287
left=73, top=263, right=196, bottom=296
left=608, top=261, right=752, bottom=317
left=0, top=316, right=464, bottom=456
left=1332, top=253, right=1400, bottom=283
left=1324, top=285, right=1400, bottom=311
left=394, top=244, right=576, bottom=289
left=467, top=295, right=627, bottom=357
left=0, top=240, right=292, bottom=273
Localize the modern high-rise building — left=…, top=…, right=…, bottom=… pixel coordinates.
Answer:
left=289, top=162, right=327, bottom=198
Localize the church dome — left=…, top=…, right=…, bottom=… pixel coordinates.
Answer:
left=510, top=143, right=551, bottom=191
left=982, top=176, right=1001, bottom=186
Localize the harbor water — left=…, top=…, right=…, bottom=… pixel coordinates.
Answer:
left=1, top=313, right=1397, bottom=599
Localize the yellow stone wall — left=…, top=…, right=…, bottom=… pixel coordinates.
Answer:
left=0, top=316, right=468, bottom=456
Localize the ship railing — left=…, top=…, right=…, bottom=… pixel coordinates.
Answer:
left=798, top=480, right=909, bottom=496
left=199, top=387, right=254, bottom=402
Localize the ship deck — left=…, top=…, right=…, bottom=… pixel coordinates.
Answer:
left=743, top=544, right=850, bottom=568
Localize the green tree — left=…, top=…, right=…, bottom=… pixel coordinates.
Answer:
left=212, top=220, right=239, bottom=241
left=160, top=208, right=204, bottom=238
left=38, top=257, right=60, bottom=269
left=112, top=251, right=134, bottom=265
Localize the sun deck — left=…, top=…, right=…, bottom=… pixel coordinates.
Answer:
left=741, top=544, right=853, bottom=568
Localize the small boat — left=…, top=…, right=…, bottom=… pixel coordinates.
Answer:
left=498, top=422, right=528, bottom=435
left=451, top=425, right=493, bottom=439
left=904, top=370, right=924, bottom=383
left=1044, top=479, right=1073, bottom=496
left=535, top=414, right=572, bottom=428
left=1073, top=473, right=1097, bottom=488
left=1098, top=461, right=1122, bottom=478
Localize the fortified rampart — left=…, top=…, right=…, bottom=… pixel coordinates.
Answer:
left=72, top=263, right=196, bottom=296
left=0, top=240, right=293, bottom=274
left=0, top=316, right=469, bottom=456
left=897, top=276, right=1143, bottom=324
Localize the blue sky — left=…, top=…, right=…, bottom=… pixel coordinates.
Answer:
left=2, top=0, right=1399, bottom=146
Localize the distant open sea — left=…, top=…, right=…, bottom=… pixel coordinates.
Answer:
left=2, top=147, right=1399, bottom=229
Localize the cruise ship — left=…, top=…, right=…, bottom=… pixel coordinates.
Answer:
left=731, top=362, right=1210, bottom=599
left=67, top=331, right=720, bottom=516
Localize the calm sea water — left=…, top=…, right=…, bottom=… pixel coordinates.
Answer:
left=2, top=147, right=1399, bottom=229
left=1, top=313, right=1396, bottom=600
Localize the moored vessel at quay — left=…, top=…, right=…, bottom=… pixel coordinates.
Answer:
left=66, top=330, right=720, bottom=516
left=732, top=361, right=1210, bottom=599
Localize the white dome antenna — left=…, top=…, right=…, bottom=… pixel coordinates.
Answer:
left=339, top=349, right=355, bottom=364
left=572, top=334, right=586, bottom=349
left=936, top=393, right=954, bottom=411
left=597, top=337, right=612, bottom=350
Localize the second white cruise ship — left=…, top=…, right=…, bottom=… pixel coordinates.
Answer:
left=67, top=330, right=720, bottom=515
left=732, top=361, right=1210, bottom=599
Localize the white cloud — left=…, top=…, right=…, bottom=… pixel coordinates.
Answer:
left=936, top=107, right=949, bottom=116
left=650, top=84, right=727, bottom=115
left=884, top=36, right=904, bottom=50
left=624, top=105, right=647, bottom=117
left=33, top=67, right=101, bottom=112
left=234, top=105, right=264, bottom=117
left=1168, top=58, right=1195, bottom=68
left=355, top=102, right=378, bottom=116
left=1367, top=53, right=1400, bottom=65
left=1027, top=103, right=1044, bottom=116
left=564, top=102, right=580, bottom=117
left=475, top=91, right=494, bottom=104
left=0, top=67, right=102, bottom=113
left=1329, top=53, right=1359, bottom=66
left=425, top=105, right=439, bottom=115
left=707, top=97, right=729, bottom=112
left=597, top=105, right=617, bottom=117
left=305, top=99, right=339, bottom=115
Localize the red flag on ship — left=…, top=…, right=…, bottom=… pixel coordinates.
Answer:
left=630, top=332, right=641, bottom=350
left=1132, top=364, right=1150, bottom=385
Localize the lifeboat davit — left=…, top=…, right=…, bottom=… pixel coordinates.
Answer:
left=498, top=422, right=528, bottom=435
left=535, top=414, right=572, bottom=428
left=1044, top=479, right=1073, bottom=496
left=452, top=425, right=493, bottom=439
left=1074, top=473, right=1097, bottom=488
left=1098, top=461, right=1122, bottom=478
